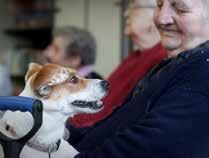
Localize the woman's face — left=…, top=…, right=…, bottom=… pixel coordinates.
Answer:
left=43, top=36, right=66, bottom=64
left=154, top=0, right=209, bottom=56
left=124, top=0, right=156, bottom=48
left=43, top=37, right=81, bottom=69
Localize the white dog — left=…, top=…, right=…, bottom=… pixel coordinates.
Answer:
left=0, top=63, right=108, bottom=158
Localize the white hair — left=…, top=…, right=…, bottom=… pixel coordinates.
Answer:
left=200, top=0, right=209, bottom=19
left=134, top=0, right=156, bottom=8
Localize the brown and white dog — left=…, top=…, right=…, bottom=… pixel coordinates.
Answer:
left=0, top=63, right=108, bottom=158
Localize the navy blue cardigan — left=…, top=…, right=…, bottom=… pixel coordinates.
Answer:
left=69, top=41, right=209, bottom=158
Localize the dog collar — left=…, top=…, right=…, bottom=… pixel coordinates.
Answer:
left=27, top=139, right=61, bottom=153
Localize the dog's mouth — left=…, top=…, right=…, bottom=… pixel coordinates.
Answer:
left=71, top=100, right=103, bottom=110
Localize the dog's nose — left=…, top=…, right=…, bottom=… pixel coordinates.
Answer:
left=100, top=80, right=109, bottom=91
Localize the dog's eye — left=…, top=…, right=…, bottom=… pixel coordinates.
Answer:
left=69, top=76, right=78, bottom=84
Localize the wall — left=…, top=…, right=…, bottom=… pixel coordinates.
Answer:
left=55, top=0, right=121, bottom=78
left=0, top=1, right=14, bottom=61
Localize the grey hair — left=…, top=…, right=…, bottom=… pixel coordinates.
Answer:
left=134, top=0, right=156, bottom=8
left=202, top=0, right=209, bottom=13
left=53, top=26, right=96, bottom=65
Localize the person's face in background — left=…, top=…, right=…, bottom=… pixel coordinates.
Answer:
left=154, top=0, right=209, bottom=57
left=124, top=0, right=160, bottom=50
left=43, top=36, right=81, bottom=70
left=44, top=36, right=65, bottom=64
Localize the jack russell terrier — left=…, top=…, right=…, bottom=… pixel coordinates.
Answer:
left=0, top=63, right=108, bottom=158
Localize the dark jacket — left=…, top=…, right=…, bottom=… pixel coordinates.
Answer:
left=70, top=41, right=209, bottom=158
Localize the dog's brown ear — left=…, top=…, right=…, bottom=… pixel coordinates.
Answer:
left=25, top=63, right=42, bottom=81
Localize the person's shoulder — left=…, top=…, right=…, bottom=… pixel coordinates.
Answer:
left=168, top=47, right=209, bottom=94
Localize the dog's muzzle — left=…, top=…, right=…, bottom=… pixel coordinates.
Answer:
left=71, top=80, right=108, bottom=110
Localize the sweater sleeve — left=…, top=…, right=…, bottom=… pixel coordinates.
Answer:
left=74, top=86, right=209, bottom=158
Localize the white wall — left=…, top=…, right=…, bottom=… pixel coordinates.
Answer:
left=55, top=0, right=85, bottom=28
left=55, top=0, right=121, bottom=78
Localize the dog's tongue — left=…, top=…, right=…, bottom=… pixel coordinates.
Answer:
left=72, top=100, right=103, bottom=110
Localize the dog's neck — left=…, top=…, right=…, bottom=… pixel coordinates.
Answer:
left=16, top=103, right=69, bottom=146
left=31, top=111, right=67, bottom=145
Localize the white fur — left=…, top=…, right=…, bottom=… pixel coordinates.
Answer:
left=0, top=66, right=107, bottom=158
left=48, top=68, right=70, bottom=86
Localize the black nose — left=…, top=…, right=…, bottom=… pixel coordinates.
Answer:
left=100, top=80, right=109, bottom=91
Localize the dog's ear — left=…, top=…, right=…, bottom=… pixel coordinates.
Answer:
left=35, top=85, right=52, bottom=98
left=25, top=63, right=42, bottom=82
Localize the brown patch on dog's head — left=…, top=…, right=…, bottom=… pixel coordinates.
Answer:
left=32, top=64, right=69, bottom=87
left=27, top=63, right=88, bottom=99
left=22, top=62, right=107, bottom=113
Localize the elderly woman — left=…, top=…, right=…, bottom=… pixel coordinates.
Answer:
left=70, top=0, right=167, bottom=127
left=43, top=26, right=103, bottom=79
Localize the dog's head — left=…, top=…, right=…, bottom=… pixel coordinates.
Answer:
left=20, top=63, right=108, bottom=116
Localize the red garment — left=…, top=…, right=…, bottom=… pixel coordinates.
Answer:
left=70, top=43, right=167, bottom=127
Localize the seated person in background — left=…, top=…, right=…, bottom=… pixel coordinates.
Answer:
left=43, top=26, right=103, bottom=79
left=70, top=0, right=167, bottom=127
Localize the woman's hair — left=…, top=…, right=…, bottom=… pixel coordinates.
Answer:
left=53, top=26, right=97, bottom=65
left=134, top=0, right=156, bottom=8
